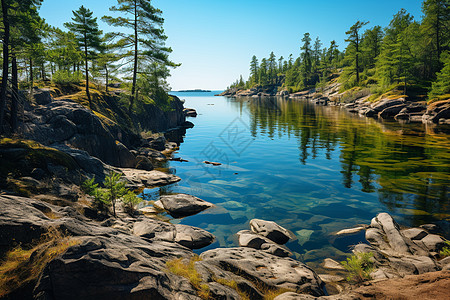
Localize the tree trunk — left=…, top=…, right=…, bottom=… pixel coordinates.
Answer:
left=355, top=36, right=360, bottom=84
left=84, top=37, right=92, bottom=110
left=10, top=53, right=18, bottom=132
left=29, top=57, right=34, bottom=94
left=105, top=65, right=109, bottom=93
left=0, top=0, right=10, bottom=134
left=129, top=0, right=138, bottom=115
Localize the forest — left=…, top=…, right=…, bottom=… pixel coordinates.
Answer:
left=230, top=0, right=449, bottom=104
left=0, top=0, right=176, bottom=135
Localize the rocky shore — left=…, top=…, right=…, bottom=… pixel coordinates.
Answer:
left=218, top=84, right=450, bottom=126
left=1, top=190, right=449, bottom=299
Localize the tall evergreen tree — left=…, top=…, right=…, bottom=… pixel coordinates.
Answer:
left=268, top=51, right=277, bottom=84
left=0, top=0, right=43, bottom=133
left=313, top=36, right=322, bottom=71
left=301, top=33, right=312, bottom=78
left=103, top=0, right=175, bottom=114
left=64, top=6, right=102, bottom=110
left=345, top=21, right=369, bottom=84
left=249, top=55, right=259, bottom=86
left=421, top=0, right=450, bottom=71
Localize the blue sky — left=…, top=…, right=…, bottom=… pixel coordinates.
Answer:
left=39, top=0, right=424, bottom=90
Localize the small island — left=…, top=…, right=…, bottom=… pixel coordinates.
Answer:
left=176, top=89, right=212, bottom=92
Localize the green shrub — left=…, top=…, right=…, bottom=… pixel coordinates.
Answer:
left=122, top=191, right=142, bottom=215
left=440, top=241, right=450, bottom=258
left=102, top=172, right=127, bottom=217
left=81, top=177, right=98, bottom=195
left=341, top=252, right=374, bottom=283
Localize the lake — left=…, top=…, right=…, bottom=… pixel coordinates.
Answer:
left=144, top=91, right=450, bottom=269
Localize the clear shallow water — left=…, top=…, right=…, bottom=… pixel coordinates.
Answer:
left=145, top=92, right=450, bottom=267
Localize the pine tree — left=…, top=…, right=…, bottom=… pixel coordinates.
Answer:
left=249, top=55, right=259, bottom=86
left=102, top=0, right=175, bottom=114
left=64, top=6, right=102, bottom=110
left=313, top=36, right=322, bottom=71
left=0, top=0, right=43, bottom=133
left=301, top=33, right=312, bottom=79
left=345, top=21, right=369, bottom=84
left=429, top=51, right=450, bottom=99
left=268, top=52, right=277, bottom=85
left=421, top=0, right=450, bottom=69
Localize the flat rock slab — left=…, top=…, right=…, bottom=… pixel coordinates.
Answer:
left=174, top=224, right=215, bottom=249
left=250, top=219, right=292, bottom=245
left=133, top=217, right=177, bottom=242
left=159, top=194, right=214, bottom=218
left=200, top=247, right=325, bottom=296
left=274, top=292, right=317, bottom=300
left=120, top=168, right=181, bottom=188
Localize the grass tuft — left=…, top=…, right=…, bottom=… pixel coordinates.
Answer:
left=0, top=227, right=79, bottom=297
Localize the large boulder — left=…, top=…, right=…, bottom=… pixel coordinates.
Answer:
left=378, top=104, right=407, bottom=119
left=366, top=213, right=428, bottom=256
left=159, top=194, right=214, bottom=218
left=33, top=88, right=53, bottom=105
left=371, top=98, right=405, bottom=113
left=237, top=230, right=291, bottom=257
left=249, top=219, right=292, bottom=245
left=200, top=247, right=325, bottom=297
left=174, top=224, right=215, bottom=249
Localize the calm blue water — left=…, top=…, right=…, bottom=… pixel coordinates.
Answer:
left=145, top=92, right=450, bottom=268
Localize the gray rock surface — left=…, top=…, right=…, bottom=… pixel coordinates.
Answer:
left=200, top=247, right=325, bottom=296
left=249, top=219, right=292, bottom=244
left=120, top=168, right=181, bottom=188
left=159, top=194, right=214, bottom=218
left=133, top=217, right=177, bottom=242
left=174, top=224, right=215, bottom=249
left=237, top=230, right=291, bottom=257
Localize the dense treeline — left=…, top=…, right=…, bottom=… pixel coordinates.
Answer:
left=230, top=0, right=449, bottom=103
left=0, top=0, right=176, bottom=134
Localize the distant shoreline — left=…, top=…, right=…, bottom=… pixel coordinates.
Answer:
left=176, top=89, right=212, bottom=93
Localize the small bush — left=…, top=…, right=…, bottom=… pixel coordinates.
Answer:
left=52, top=70, right=83, bottom=85
left=341, top=252, right=374, bottom=283
left=122, top=191, right=142, bottom=214
left=440, top=241, right=450, bottom=258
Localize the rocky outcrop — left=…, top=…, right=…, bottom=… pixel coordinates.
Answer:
left=249, top=219, right=293, bottom=245
left=422, top=100, right=450, bottom=124
left=237, top=230, right=292, bottom=257
left=200, top=247, right=325, bottom=297
left=158, top=194, right=214, bottom=218
left=354, top=213, right=446, bottom=280
left=21, top=99, right=140, bottom=168
left=0, top=194, right=327, bottom=300
left=183, top=108, right=198, bottom=117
